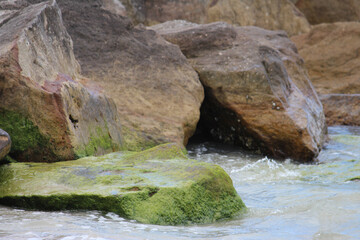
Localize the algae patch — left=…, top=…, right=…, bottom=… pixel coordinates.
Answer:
left=0, top=143, right=245, bottom=225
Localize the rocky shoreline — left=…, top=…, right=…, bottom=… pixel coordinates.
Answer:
left=0, top=0, right=358, bottom=225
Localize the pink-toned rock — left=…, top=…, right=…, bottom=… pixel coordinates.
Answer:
left=320, top=94, right=360, bottom=126
left=152, top=21, right=327, bottom=162
left=292, top=22, right=360, bottom=126
left=0, top=129, right=11, bottom=160
left=0, top=1, right=122, bottom=161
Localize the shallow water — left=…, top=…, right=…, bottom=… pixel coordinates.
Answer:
left=1, top=126, right=360, bottom=240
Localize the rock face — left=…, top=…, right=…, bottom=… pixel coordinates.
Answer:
left=120, top=0, right=310, bottom=36
left=291, top=22, right=360, bottom=95
left=0, top=1, right=122, bottom=162
left=55, top=0, right=204, bottom=150
left=320, top=95, right=360, bottom=126
left=152, top=21, right=327, bottom=162
left=291, top=22, right=360, bottom=126
left=0, top=143, right=246, bottom=225
left=0, top=129, right=11, bottom=160
left=294, top=0, right=360, bottom=24
left=207, top=0, right=310, bottom=36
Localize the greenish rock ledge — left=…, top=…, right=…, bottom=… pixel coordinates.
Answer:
left=0, top=143, right=245, bottom=225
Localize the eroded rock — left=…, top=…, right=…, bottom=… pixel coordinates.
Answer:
left=0, top=129, right=11, bottom=160
left=292, top=22, right=360, bottom=126
left=0, top=143, right=246, bottom=225
left=120, top=0, right=310, bottom=36
left=55, top=0, right=204, bottom=150
left=294, top=0, right=360, bottom=24
left=152, top=21, right=327, bottom=162
left=0, top=1, right=122, bottom=161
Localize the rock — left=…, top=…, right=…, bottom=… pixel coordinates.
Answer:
left=120, top=0, right=310, bottom=36
left=0, top=1, right=122, bottom=161
left=320, top=95, right=360, bottom=126
left=293, top=0, right=360, bottom=24
left=291, top=22, right=360, bottom=95
left=54, top=0, right=204, bottom=150
left=152, top=21, right=327, bottom=162
left=291, top=22, right=360, bottom=126
left=207, top=0, right=311, bottom=36
left=0, top=143, right=246, bottom=225
left=0, top=129, right=11, bottom=160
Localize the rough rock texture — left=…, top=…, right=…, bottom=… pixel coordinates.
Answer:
left=207, top=0, right=311, bottom=36
left=291, top=22, right=360, bottom=95
left=0, top=1, right=122, bottom=162
left=152, top=21, right=327, bottom=162
left=294, top=0, right=360, bottom=24
left=119, top=0, right=310, bottom=36
left=0, top=129, right=11, bottom=160
left=291, top=22, right=360, bottom=126
left=320, top=95, right=360, bottom=126
left=0, top=143, right=246, bottom=225
left=54, top=0, right=204, bottom=150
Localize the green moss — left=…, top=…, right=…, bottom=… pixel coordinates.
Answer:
left=123, top=143, right=187, bottom=164
left=0, top=143, right=246, bottom=225
left=75, top=126, right=120, bottom=158
left=120, top=125, right=158, bottom=152
left=0, top=109, right=50, bottom=158
left=347, top=177, right=360, bottom=182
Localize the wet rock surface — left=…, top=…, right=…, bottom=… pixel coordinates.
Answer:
left=0, top=1, right=122, bottom=161
left=0, top=143, right=245, bottom=225
left=152, top=21, right=327, bottom=162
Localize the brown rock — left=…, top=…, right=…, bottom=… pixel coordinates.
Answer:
left=207, top=0, right=311, bottom=36
left=0, top=129, right=11, bottom=160
left=120, top=0, right=310, bottom=36
left=320, top=94, right=360, bottom=126
left=55, top=0, right=204, bottom=149
left=294, top=0, right=360, bottom=24
left=291, top=22, right=360, bottom=126
left=291, top=22, right=360, bottom=95
left=0, top=1, right=122, bottom=161
left=152, top=21, right=327, bottom=162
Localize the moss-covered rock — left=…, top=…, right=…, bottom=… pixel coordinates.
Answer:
left=0, top=143, right=245, bottom=225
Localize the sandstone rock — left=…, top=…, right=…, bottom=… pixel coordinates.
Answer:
left=0, top=143, right=246, bottom=225
left=207, top=0, right=311, bottom=36
left=294, top=0, right=360, bottom=24
left=320, top=95, right=360, bottom=126
left=291, top=22, right=360, bottom=126
left=55, top=0, right=204, bottom=150
left=0, top=129, right=11, bottom=160
left=120, top=0, right=310, bottom=36
left=152, top=21, right=327, bottom=162
left=0, top=1, right=122, bottom=161
left=291, top=22, right=360, bottom=95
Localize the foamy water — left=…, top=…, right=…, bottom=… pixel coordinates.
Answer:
left=0, top=126, right=359, bottom=240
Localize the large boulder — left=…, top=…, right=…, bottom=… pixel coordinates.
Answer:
left=291, top=22, right=360, bottom=126
left=0, top=129, right=11, bottom=160
left=120, top=0, right=310, bottom=36
left=0, top=143, right=246, bottom=225
left=207, top=0, right=311, bottom=36
left=0, top=1, right=122, bottom=162
left=152, top=21, right=327, bottom=162
left=291, top=22, right=360, bottom=95
left=53, top=0, right=204, bottom=150
left=293, top=0, right=360, bottom=24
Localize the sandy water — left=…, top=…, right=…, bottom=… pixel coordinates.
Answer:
left=0, top=126, right=359, bottom=240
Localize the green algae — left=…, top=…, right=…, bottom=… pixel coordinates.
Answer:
left=331, top=135, right=360, bottom=146
left=120, top=125, right=158, bottom=152
left=0, top=109, right=50, bottom=159
left=75, top=126, right=120, bottom=158
left=0, top=143, right=245, bottom=225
